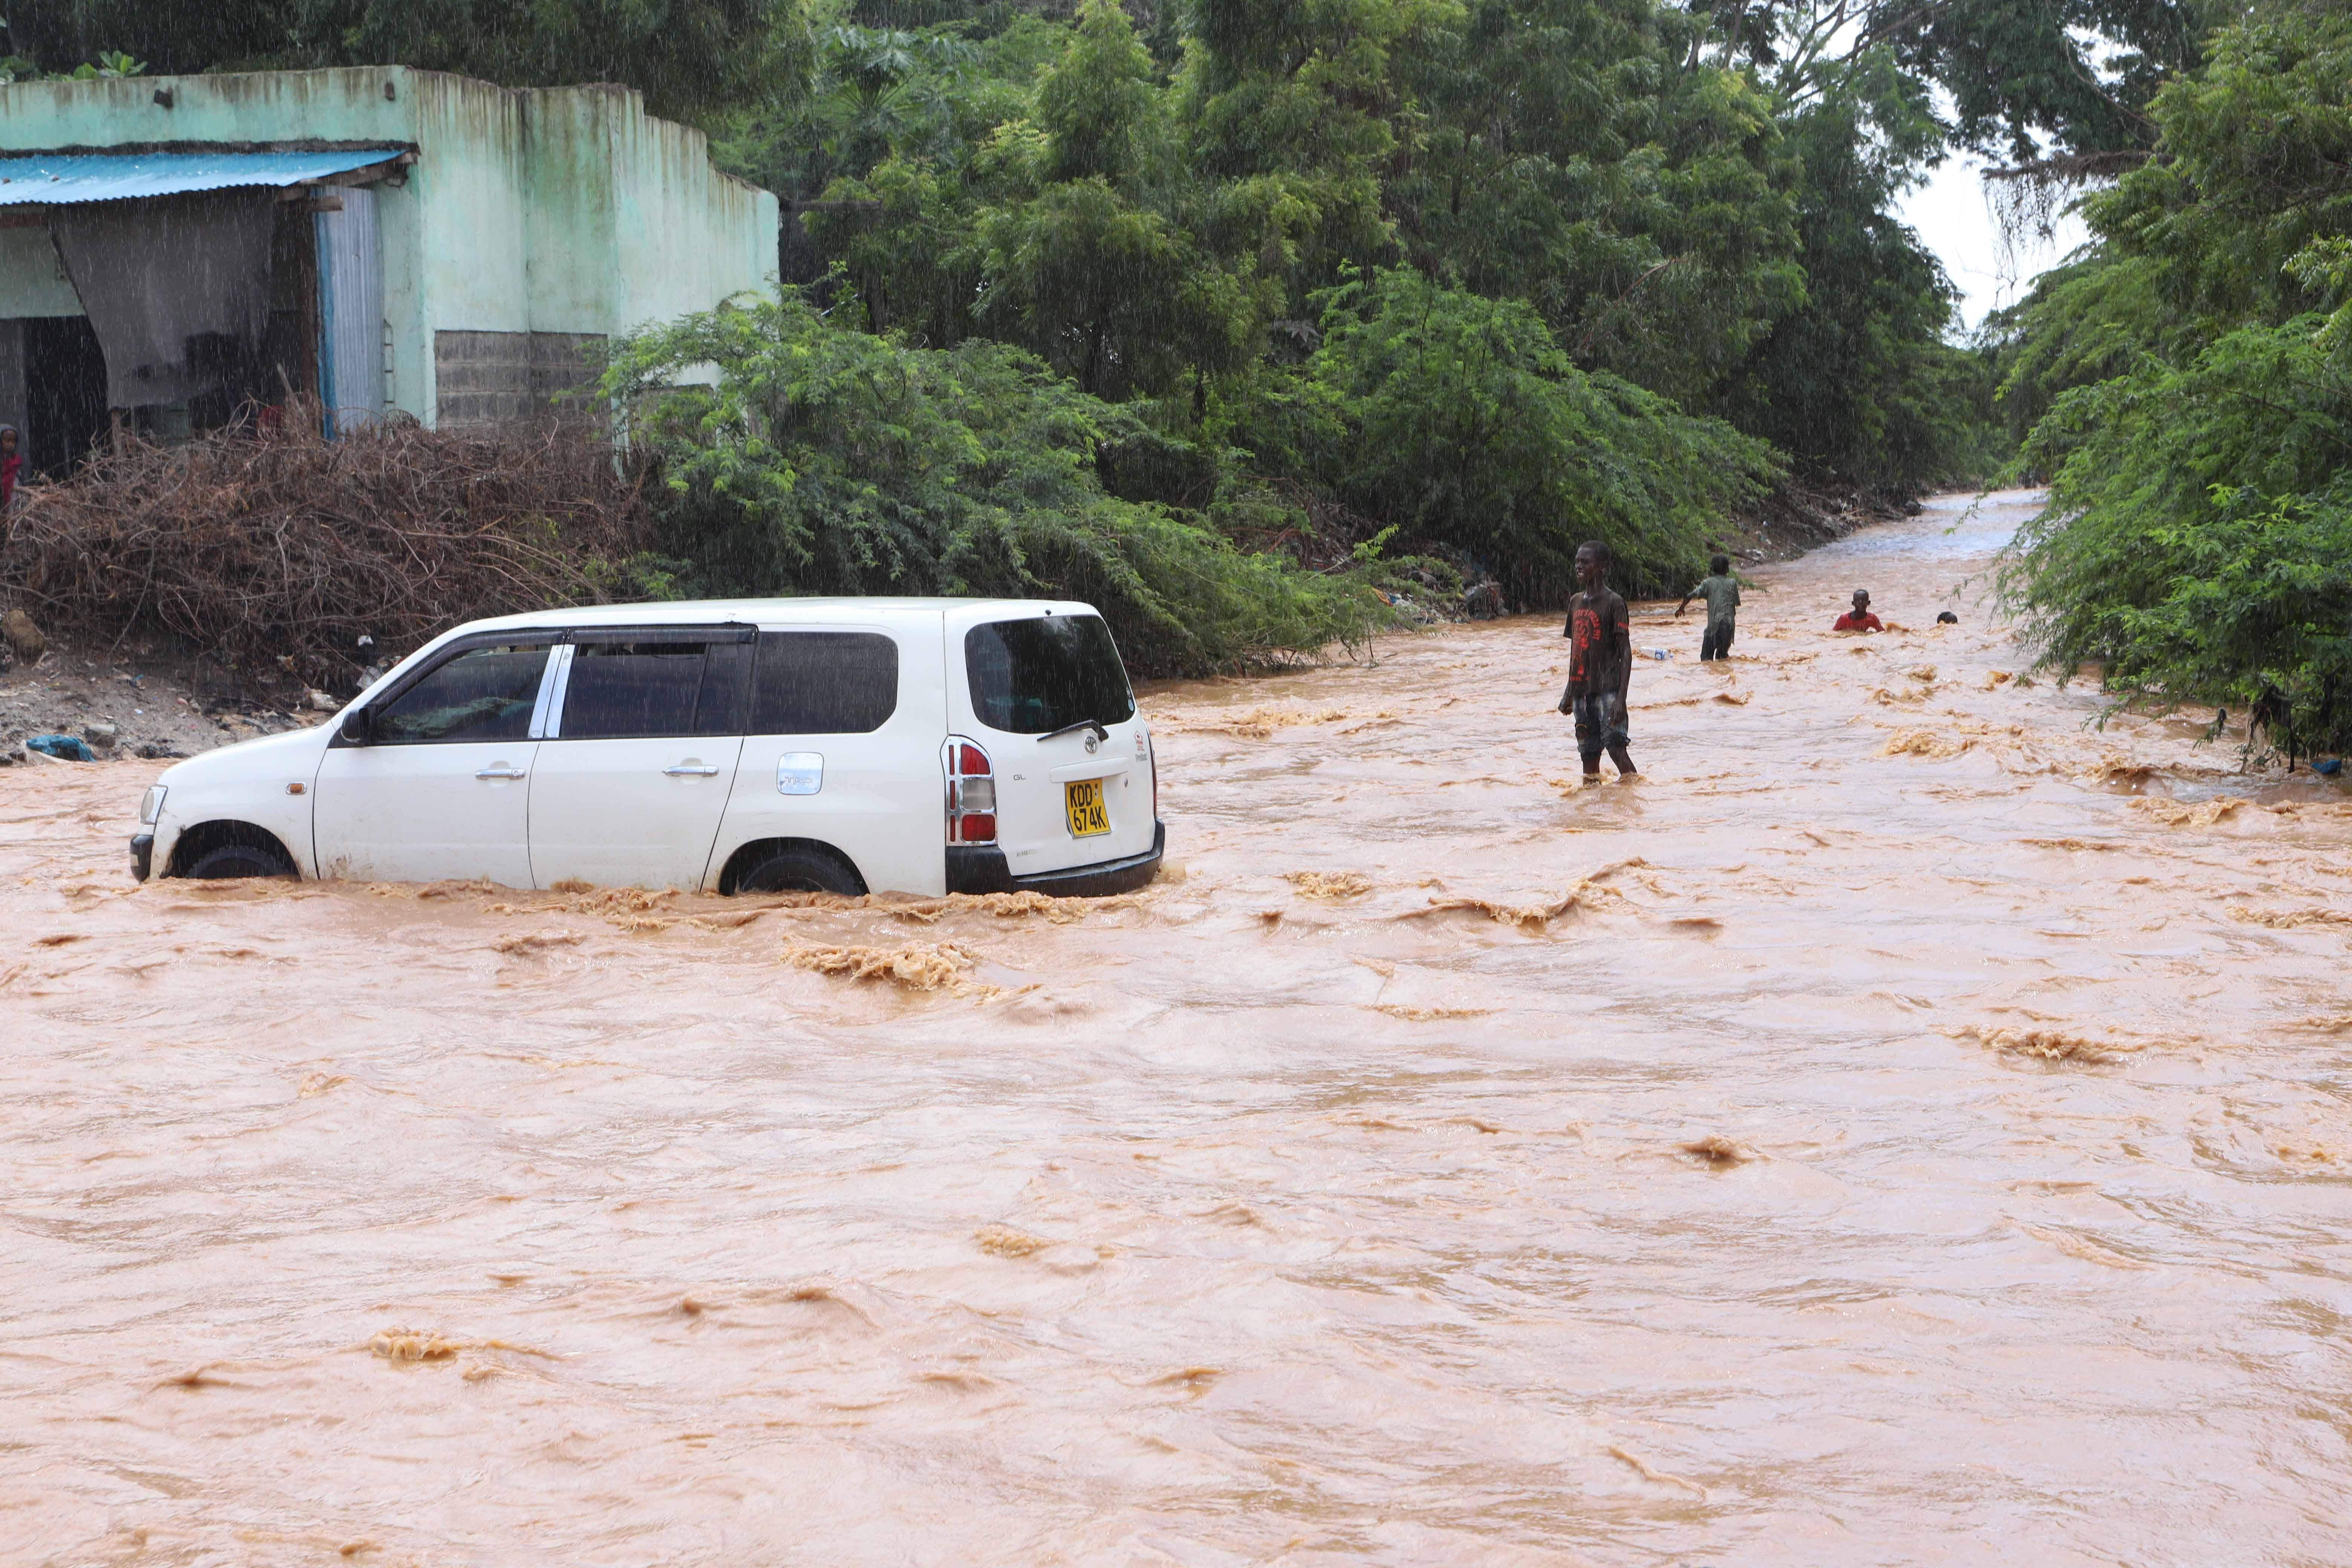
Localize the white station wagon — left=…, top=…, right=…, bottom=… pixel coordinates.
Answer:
left=131, top=599, right=1164, bottom=898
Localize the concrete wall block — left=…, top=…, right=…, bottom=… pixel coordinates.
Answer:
left=528, top=331, right=605, bottom=418
left=433, top=328, right=531, bottom=425
left=521, top=86, right=623, bottom=335
left=435, top=328, right=606, bottom=426
left=0, top=67, right=423, bottom=152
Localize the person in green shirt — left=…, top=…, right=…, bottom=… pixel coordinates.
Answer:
left=1676, top=554, right=1742, bottom=661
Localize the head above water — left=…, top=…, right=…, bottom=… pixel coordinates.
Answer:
left=1851, top=589, right=1871, bottom=610
left=1575, top=540, right=1611, bottom=590
left=1710, top=553, right=1730, bottom=576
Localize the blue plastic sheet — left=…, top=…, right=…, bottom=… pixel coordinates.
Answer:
left=27, top=733, right=96, bottom=762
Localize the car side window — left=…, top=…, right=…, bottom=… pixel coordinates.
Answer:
left=752, top=632, right=899, bottom=734
left=560, top=640, right=748, bottom=740
left=374, top=643, right=551, bottom=743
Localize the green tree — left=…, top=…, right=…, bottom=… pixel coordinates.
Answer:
left=1387, top=1, right=1805, bottom=407
left=8, top=0, right=293, bottom=75
left=1035, top=0, right=1157, bottom=184
left=1254, top=268, right=1778, bottom=599
left=12, top=0, right=811, bottom=123
left=597, top=292, right=1394, bottom=674
left=1864, top=0, right=2219, bottom=166
left=1716, top=64, right=1986, bottom=484
left=2001, top=3, right=2352, bottom=753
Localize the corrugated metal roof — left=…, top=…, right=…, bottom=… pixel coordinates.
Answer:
left=0, top=149, right=407, bottom=206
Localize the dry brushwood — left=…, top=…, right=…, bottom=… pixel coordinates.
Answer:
left=0, top=403, right=651, bottom=688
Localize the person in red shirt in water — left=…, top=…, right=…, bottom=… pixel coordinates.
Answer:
left=1833, top=589, right=1884, bottom=632
left=1556, top=539, right=1637, bottom=779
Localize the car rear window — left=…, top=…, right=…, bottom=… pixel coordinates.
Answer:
left=964, top=614, right=1135, bottom=735
left=560, top=639, right=749, bottom=739
left=752, top=631, right=899, bottom=734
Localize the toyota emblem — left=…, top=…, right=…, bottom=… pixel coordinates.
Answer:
left=1083, top=732, right=1100, bottom=754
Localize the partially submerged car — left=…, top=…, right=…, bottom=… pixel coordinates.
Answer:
left=133, top=599, right=1163, bottom=897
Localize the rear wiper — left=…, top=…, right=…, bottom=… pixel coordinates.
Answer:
left=1037, top=717, right=1110, bottom=744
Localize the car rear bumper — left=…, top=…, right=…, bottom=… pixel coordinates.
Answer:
left=947, top=821, right=1164, bottom=897
left=130, top=833, right=154, bottom=882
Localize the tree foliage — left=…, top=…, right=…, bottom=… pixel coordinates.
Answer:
left=9, top=0, right=813, bottom=121
left=2000, top=3, right=2352, bottom=754
left=1253, top=269, right=1778, bottom=598
left=597, top=292, right=1401, bottom=676
left=37, top=0, right=2262, bottom=651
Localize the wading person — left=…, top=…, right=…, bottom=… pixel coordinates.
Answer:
left=1676, top=553, right=1741, bottom=661
left=1557, top=540, right=1637, bottom=780
left=1833, top=590, right=1883, bottom=632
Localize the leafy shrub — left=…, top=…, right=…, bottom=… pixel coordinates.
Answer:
left=597, top=292, right=1392, bottom=676
left=2000, top=5, right=2352, bottom=756
left=2006, top=319, right=2352, bottom=756
left=1248, top=269, right=1778, bottom=601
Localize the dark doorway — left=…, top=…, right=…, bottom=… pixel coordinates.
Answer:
left=262, top=201, right=320, bottom=412
left=25, top=315, right=106, bottom=479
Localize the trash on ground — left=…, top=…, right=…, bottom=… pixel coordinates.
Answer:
left=27, top=733, right=97, bottom=762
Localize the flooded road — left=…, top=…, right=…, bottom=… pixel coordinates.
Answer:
left=6, top=490, right=2350, bottom=1565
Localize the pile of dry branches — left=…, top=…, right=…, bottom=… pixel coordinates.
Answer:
left=0, top=406, right=651, bottom=688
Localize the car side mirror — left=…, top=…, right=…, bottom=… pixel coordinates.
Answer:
left=339, top=706, right=374, bottom=745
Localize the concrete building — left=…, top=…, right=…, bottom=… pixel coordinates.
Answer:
left=0, top=67, right=779, bottom=474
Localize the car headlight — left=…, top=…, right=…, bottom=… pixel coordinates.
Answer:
left=139, top=785, right=167, bottom=826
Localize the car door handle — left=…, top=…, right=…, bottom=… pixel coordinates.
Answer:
left=476, top=766, right=528, bottom=780
left=664, top=763, right=723, bottom=776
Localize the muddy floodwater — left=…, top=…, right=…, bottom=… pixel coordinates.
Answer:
left=7, top=490, right=2350, bottom=1565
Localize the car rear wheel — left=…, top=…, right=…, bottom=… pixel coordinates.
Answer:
left=734, top=845, right=864, bottom=896
left=184, top=841, right=297, bottom=880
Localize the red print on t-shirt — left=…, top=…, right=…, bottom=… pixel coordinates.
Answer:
left=1570, top=603, right=1602, bottom=684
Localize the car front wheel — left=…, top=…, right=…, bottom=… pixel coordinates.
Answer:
left=184, top=841, right=297, bottom=880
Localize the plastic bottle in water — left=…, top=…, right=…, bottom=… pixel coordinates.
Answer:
left=1642, top=647, right=1672, bottom=661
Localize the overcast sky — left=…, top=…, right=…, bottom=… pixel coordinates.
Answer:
left=1895, top=153, right=2092, bottom=335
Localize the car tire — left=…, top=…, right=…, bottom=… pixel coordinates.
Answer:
left=184, top=841, right=296, bottom=880
left=734, top=846, right=864, bottom=896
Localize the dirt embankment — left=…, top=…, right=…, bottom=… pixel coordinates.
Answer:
left=0, top=635, right=323, bottom=767
left=1722, top=476, right=1930, bottom=564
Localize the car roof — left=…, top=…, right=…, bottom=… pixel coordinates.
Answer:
left=454, top=597, right=1090, bottom=635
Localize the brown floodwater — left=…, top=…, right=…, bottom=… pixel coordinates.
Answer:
left=6, top=490, right=2350, bottom=1566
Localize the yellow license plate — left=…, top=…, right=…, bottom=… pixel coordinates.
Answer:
left=1064, top=778, right=1111, bottom=837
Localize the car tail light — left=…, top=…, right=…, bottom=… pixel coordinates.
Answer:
left=944, top=737, right=996, bottom=845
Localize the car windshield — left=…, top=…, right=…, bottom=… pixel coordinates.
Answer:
left=964, top=614, right=1136, bottom=735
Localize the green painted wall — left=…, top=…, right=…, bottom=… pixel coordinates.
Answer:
left=0, top=67, right=777, bottom=422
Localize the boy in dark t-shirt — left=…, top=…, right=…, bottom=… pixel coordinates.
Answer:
left=1557, top=539, right=1637, bottom=779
